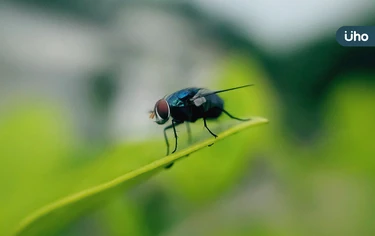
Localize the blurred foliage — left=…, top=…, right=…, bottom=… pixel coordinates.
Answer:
left=2, top=50, right=375, bottom=235
left=1, top=0, right=375, bottom=232
left=12, top=116, right=266, bottom=235
left=1, top=54, right=268, bottom=235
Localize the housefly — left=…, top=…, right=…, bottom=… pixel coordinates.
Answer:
left=149, top=84, right=253, bottom=168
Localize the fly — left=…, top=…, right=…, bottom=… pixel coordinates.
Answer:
left=149, top=84, right=254, bottom=168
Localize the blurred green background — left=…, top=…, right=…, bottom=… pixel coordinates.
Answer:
left=1, top=1, right=375, bottom=236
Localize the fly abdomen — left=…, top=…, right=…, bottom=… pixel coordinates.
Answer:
left=201, top=93, right=224, bottom=119
left=204, top=106, right=223, bottom=119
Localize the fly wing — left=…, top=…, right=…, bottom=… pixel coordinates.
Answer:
left=189, top=84, right=254, bottom=107
left=190, top=88, right=212, bottom=107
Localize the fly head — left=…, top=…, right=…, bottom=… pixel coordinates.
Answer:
left=150, top=99, right=170, bottom=125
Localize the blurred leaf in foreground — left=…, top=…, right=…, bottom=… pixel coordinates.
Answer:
left=13, top=117, right=268, bottom=236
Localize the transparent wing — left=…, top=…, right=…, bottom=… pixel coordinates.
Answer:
left=190, top=88, right=212, bottom=107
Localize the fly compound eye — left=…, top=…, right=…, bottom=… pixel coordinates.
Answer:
left=155, top=99, right=170, bottom=124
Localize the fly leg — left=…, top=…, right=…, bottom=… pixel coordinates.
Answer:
left=164, top=120, right=182, bottom=169
left=203, top=116, right=218, bottom=138
left=219, top=108, right=251, bottom=121
left=186, top=122, right=192, bottom=145
left=163, top=120, right=182, bottom=155
left=171, top=120, right=179, bottom=154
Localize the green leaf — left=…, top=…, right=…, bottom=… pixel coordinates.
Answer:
left=13, top=117, right=268, bottom=236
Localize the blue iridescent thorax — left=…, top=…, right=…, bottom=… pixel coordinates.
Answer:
left=165, top=87, right=200, bottom=107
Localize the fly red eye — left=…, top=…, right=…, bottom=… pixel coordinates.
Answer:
left=155, top=99, right=169, bottom=120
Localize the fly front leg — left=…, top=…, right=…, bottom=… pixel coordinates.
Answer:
left=163, top=120, right=182, bottom=156
left=171, top=120, right=179, bottom=154
left=163, top=120, right=183, bottom=169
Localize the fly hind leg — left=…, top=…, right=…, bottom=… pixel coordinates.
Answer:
left=203, top=116, right=218, bottom=138
left=219, top=108, right=251, bottom=121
